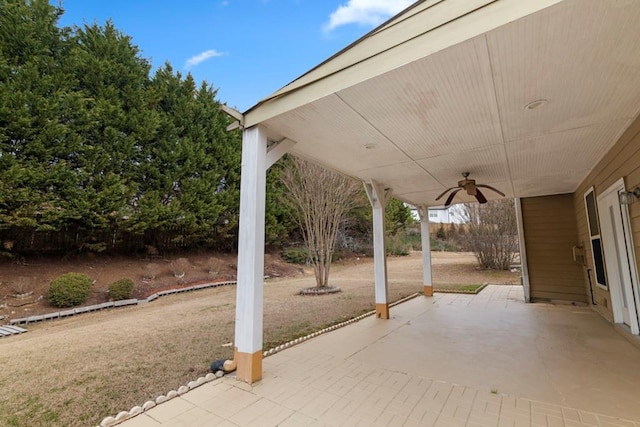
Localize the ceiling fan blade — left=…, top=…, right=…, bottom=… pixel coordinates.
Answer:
left=476, top=184, right=506, bottom=197
left=475, top=188, right=488, bottom=204
left=444, top=189, right=461, bottom=207
left=436, top=186, right=459, bottom=201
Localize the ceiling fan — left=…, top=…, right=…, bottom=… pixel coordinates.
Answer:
left=436, top=172, right=505, bottom=207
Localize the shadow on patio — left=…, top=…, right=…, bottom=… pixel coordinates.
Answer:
left=121, top=285, right=640, bottom=426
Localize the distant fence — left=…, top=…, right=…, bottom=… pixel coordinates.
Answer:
left=430, top=223, right=468, bottom=236
left=406, top=223, right=469, bottom=238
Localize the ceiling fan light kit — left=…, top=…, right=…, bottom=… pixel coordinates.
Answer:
left=435, top=172, right=505, bottom=207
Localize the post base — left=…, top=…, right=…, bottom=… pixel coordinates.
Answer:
left=235, top=349, right=262, bottom=384
left=424, top=285, right=434, bottom=297
left=376, top=303, right=390, bottom=319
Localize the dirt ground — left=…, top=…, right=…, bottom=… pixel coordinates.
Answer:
left=0, top=251, right=520, bottom=427
left=0, top=251, right=299, bottom=320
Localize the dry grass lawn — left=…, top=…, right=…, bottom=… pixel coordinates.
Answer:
left=0, top=252, right=519, bottom=426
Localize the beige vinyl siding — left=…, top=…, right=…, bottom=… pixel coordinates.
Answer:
left=521, top=194, right=587, bottom=302
left=574, top=114, right=640, bottom=321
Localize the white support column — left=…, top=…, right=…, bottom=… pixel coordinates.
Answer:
left=515, top=198, right=531, bottom=302
left=234, top=126, right=268, bottom=383
left=365, top=181, right=392, bottom=319
left=417, top=206, right=434, bottom=297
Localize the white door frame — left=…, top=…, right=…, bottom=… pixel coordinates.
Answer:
left=597, top=178, right=640, bottom=334
left=515, top=198, right=531, bottom=302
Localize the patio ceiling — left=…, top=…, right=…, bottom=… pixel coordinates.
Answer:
left=243, top=0, right=640, bottom=207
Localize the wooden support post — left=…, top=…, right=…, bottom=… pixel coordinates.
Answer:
left=417, top=206, right=434, bottom=297
left=365, top=181, right=392, bottom=319
left=234, top=126, right=268, bottom=383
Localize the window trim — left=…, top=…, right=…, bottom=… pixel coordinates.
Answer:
left=584, top=187, right=608, bottom=290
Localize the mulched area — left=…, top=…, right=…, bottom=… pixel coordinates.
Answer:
left=0, top=251, right=300, bottom=320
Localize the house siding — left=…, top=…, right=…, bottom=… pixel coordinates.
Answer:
left=573, top=114, right=640, bottom=322
left=521, top=195, right=587, bottom=302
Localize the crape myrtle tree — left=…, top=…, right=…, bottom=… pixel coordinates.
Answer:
left=282, top=157, right=362, bottom=288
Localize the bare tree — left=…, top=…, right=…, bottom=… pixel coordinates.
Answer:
left=461, top=199, right=518, bottom=270
left=282, top=157, right=362, bottom=288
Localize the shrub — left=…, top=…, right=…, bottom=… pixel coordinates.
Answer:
left=431, top=237, right=461, bottom=252
left=143, top=263, right=160, bottom=281
left=385, top=234, right=411, bottom=256
left=398, top=230, right=422, bottom=251
left=47, top=273, right=93, bottom=308
left=206, top=257, right=223, bottom=276
left=462, top=200, right=518, bottom=269
left=108, top=278, right=134, bottom=301
left=11, top=276, right=33, bottom=296
left=282, top=246, right=309, bottom=264
left=170, top=257, right=190, bottom=277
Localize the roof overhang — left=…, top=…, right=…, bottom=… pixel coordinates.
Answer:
left=244, top=0, right=640, bottom=207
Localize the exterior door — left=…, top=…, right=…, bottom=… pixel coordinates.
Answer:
left=597, top=179, right=640, bottom=334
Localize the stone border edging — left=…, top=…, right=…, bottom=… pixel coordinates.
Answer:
left=97, top=291, right=422, bottom=427
left=9, top=281, right=238, bottom=326
left=262, top=292, right=421, bottom=357
left=97, top=371, right=225, bottom=427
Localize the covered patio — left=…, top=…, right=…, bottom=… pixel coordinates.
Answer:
left=119, top=0, right=640, bottom=424
left=122, top=286, right=640, bottom=425
left=227, top=0, right=640, bottom=385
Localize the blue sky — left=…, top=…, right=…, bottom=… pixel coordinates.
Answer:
left=56, top=0, right=412, bottom=112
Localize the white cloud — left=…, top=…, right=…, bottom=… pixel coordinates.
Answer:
left=184, top=49, right=225, bottom=69
left=323, top=0, right=413, bottom=32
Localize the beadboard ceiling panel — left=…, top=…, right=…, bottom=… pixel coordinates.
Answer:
left=337, top=36, right=503, bottom=161
left=256, top=0, right=640, bottom=207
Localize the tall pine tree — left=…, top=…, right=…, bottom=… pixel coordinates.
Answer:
left=0, top=0, right=87, bottom=231
left=136, top=65, right=241, bottom=248
left=68, top=21, right=159, bottom=247
left=0, top=0, right=293, bottom=253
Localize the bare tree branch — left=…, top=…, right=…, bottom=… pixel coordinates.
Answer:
left=461, top=199, right=518, bottom=270
left=282, top=157, right=362, bottom=288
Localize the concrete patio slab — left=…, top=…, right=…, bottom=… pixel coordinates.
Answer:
left=120, top=285, right=640, bottom=426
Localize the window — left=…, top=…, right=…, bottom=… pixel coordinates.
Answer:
left=429, top=212, right=438, bottom=218
left=584, top=188, right=607, bottom=289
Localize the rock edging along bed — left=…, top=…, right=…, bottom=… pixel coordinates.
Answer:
left=8, top=280, right=238, bottom=326
left=96, top=291, right=422, bottom=427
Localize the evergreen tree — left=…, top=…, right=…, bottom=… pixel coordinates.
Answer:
left=69, top=21, right=159, bottom=237
left=0, top=0, right=85, bottom=230
left=265, top=156, right=299, bottom=246
left=0, top=0, right=301, bottom=253
left=136, top=65, right=241, bottom=248
left=344, top=193, right=414, bottom=239
left=384, top=198, right=414, bottom=236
